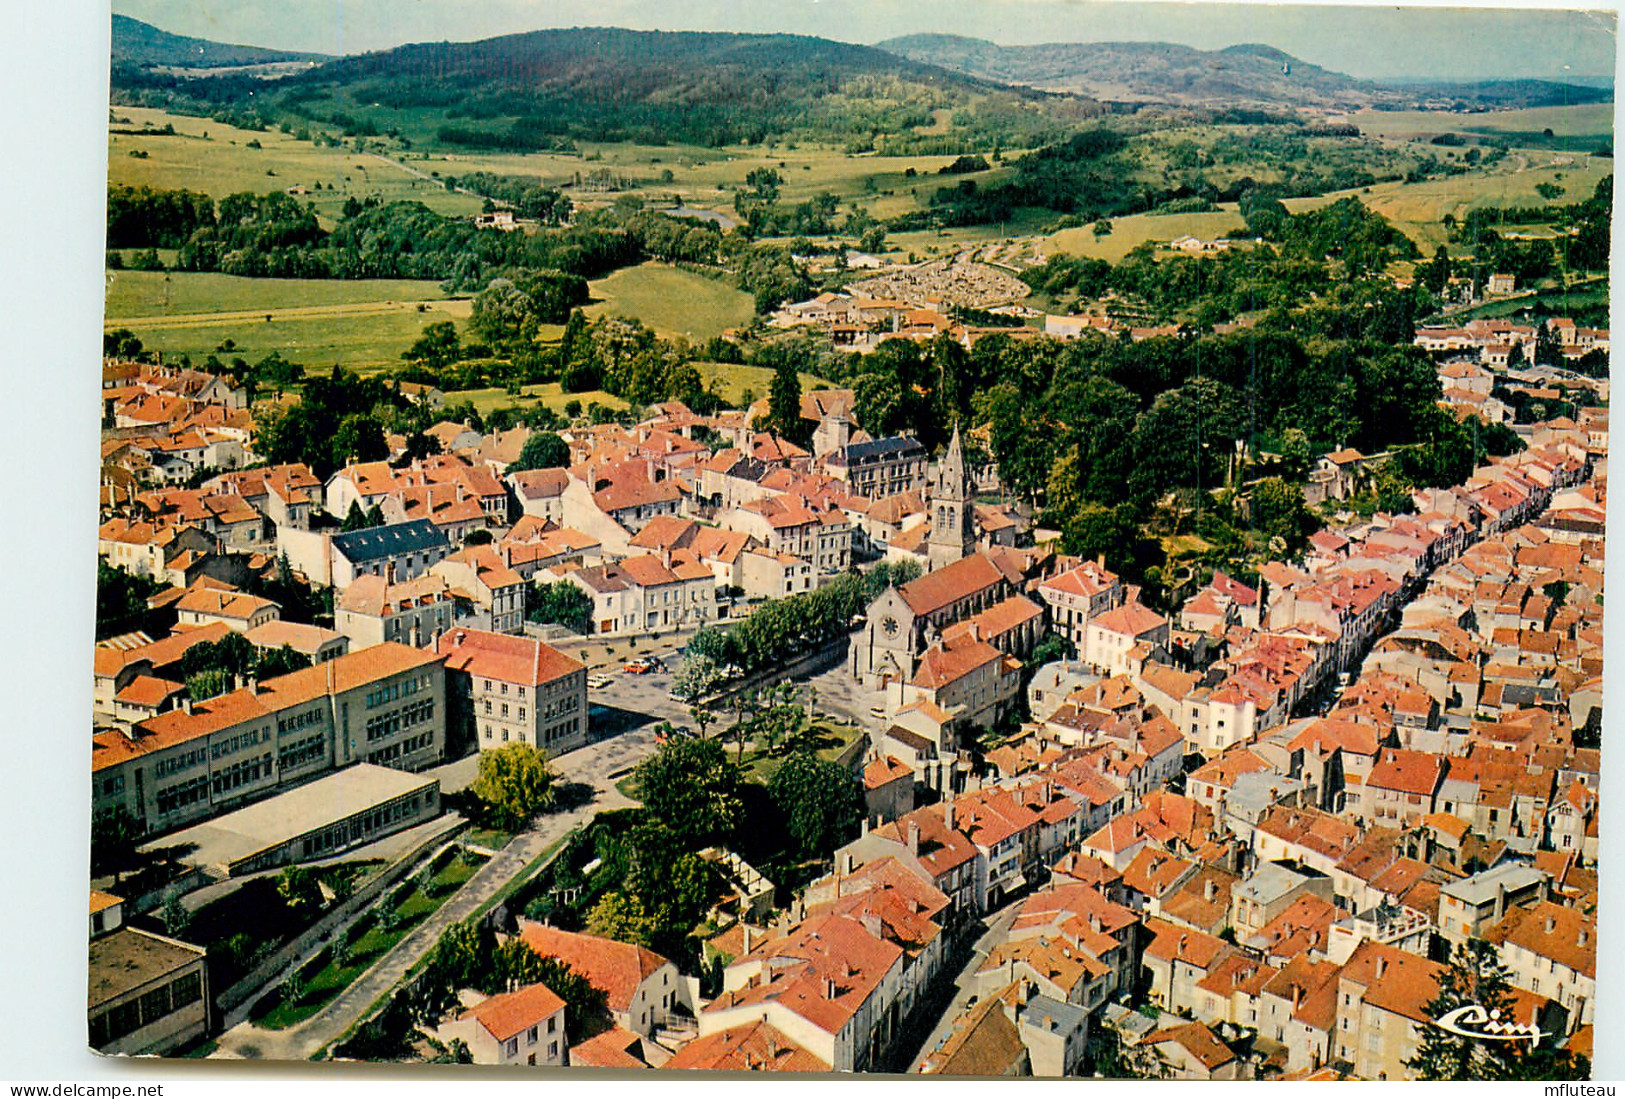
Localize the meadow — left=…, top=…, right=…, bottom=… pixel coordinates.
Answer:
left=439, top=382, right=628, bottom=416
left=108, top=106, right=484, bottom=224
left=582, top=263, right=756, bottom=340
left=1351, top=103, right=1614, bottom=147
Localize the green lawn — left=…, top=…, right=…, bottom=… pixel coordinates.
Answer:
left=251, top=849, right=487, bottom=1030
left=739, top=720, right=866, bottom=785
left=583, top=262, right=756, bottom=340
left=461, top=827, right=514, bottom=851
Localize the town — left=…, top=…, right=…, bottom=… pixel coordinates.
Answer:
left=86, top=11, right=1610, bottom=1083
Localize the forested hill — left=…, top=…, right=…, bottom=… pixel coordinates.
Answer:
left=878, top=34, right=1612, bottom=110
left=112, top=14, right=329, bottom=68
left=117, top=25, right=1078, bottom=151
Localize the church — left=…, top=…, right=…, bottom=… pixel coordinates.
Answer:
left=849, top=428, right=1012, bottom=689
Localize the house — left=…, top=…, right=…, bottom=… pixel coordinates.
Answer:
left=557, top=552, right=717, bottom=636
left=327, top=520, right=453, bottom=590
left=508, top=468, right=569, bottom=524
left=516, top=922, right=690, bottom=1037
left=704, top=911, right=907, bottom=1073
left=1142, top=918, right=1230, bottom=1016
left=431, top=547, right=527, bottom=635
left=1437, top=863, right=1548, bottom=944
left=1366, top=749, right=1446, bottom=824
left=1332, top=940, right=1551, bottom=1080
left=1143, top=1021, right=1244, bottom=1080
left=1083, top=602, right=1169, bottom=678
left=242, top=620, right=349, bottom=665
left=900, top=636, right=1025, bottom=744
left=1038, top=561, right=1124, bottom=649
left=917, top=994, right=1031, bottom=1076
left=173, top=588, right=280, bottom=633
left=436, top=628, right=588, bottom=756
left=1483, top=901, right=1595, bottom=1028
left=666, top=1020, right=829, bottom=1073
left=821, top=435, right=928, bottom=500
left=437, top=982, right=567, bottom=1066
left=336, top=572, right=456, bottom=649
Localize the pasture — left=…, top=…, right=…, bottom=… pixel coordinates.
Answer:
left=583, top=262, right=756, bottom=340
left=108, top=107, right=484, bottom=223
left=1351, top=104, right=1614, bottom=146
left=105, top=270, right=450, bottom=318
left=440, top=383, right=629, bottom=416
left=692, top=362, right=831, bottom=405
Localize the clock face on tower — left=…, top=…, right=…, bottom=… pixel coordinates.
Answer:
left=881, top=616, right=899, bottom=638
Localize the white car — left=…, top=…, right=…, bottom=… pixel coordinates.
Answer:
left=589, top=674, right=614, bottom=689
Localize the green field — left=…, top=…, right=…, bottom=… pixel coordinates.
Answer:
left=430, top=141, right=1013, bottom=220
left=108, top=302, right=471, bottom=371
left=105, top=270, right=451, bottom=318
left=583, top=262, right=759, bottom=340
left=441, top=382, right=628, bottom=416
left=1351, top=104, right=1615, bottom=145
left=1048, top=210, right=1249, bottom=262
left=1041, top=146, right=1613, bottom=263
left=693, top=362, right=830, bottom=405
left=109, top=107, right=483, bottom=224
left=1282, top=151, right=1614, bottom=250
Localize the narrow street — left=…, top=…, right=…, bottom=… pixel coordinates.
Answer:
left=905, top=897, right=1025, bottom=1072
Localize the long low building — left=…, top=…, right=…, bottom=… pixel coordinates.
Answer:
left=153, top=763, right=441, bottom=877
left=92, top=642, right=448, bottom=836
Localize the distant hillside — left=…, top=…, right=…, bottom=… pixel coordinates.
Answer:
left=878, top=34, right=1612, bottom=110
left=112, top=14, right=329, bottom=68
left=114, top=25, right=1085, bottom=151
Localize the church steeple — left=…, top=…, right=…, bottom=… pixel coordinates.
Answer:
left=928, top=425, right=975, bottom=570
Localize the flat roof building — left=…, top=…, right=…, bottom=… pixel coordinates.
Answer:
left=154, top=763, right=441, bottom=877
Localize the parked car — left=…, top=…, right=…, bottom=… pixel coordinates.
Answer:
left=624, top=659, right=654, bottom=674
left=588, top=674, right=614, bottom=689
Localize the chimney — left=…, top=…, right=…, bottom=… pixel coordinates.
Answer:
left=1178, top=933, right=1189, bottom=956
left=742, top=925, right=753, bottom=954
left=1579, top=929, right=1589, bottom=947
left=841, top=852, right=856, bottom=876
left=943, top=801, right=955, bottom=831
left=1545, top=915, right=1557, bottom=934
left=860, top=817, right=869, bottom=836
left=386, top=561, right=396, bottom=585
left=1204, top=878, right=1217, bottom=903
left=907, top=821, right=920, bottom=854
left=1376, top=957, right=1388, bottom=979
left=181, top=696, right=193, bottom=715
left=247, top=675, right=259, bottom=696
left=824, top=977, right=838, bottom=1000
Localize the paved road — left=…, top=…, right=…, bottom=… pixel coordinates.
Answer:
left=906, top=899, right=1024, bottom=1072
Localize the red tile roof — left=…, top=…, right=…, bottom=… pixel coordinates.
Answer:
left=436, top=628, right=583, bottom=688
left=461, top=981, right=565, bottom=1042
left=516, top=922, right=671, bottom=1014
left=665, top=1020, right=828, bottom=1073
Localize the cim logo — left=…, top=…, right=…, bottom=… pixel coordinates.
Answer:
left=1434, top=1005, right=1546, bottom=1047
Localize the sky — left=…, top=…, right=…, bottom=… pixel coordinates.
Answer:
left=112, top=0, right=1618, bottom=83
